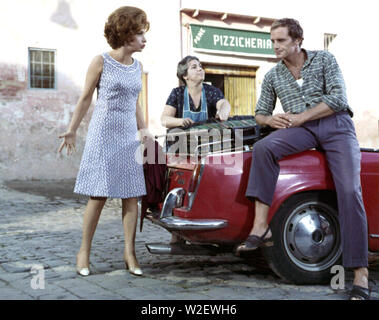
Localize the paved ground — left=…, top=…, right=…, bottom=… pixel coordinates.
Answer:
left=0, top=179, right=378, bottom=301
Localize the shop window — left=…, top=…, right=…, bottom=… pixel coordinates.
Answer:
left=28, top=48, right=56, bottom=89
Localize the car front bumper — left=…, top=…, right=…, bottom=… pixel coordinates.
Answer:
left=145, top=187, right=228, bottom=231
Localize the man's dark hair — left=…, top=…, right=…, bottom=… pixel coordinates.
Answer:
left=271, top=18, right=304, bottom=46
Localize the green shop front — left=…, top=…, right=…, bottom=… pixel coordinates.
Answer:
left=181, top=9, right=276, bottom=116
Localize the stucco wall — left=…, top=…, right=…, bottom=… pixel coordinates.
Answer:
left=0, top=0, right=181, bottom=181
left=0, top=62, right=87, bottom=180
left=1, top=0, right=378, bottom=182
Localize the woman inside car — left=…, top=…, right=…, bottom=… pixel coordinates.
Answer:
left=161, top=55, right=231, bottom=128
left=160, top=56, right=231, bottom=244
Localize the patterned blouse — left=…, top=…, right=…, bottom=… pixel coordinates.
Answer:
left=165, top=83, right=225, bottom=118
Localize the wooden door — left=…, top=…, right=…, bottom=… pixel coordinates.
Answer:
left=224, top=75, right=256, bottom=116
left=203, top=64, right=257, bottom=116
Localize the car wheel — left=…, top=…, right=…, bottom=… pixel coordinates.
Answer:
left=262, top=191, right=342, bottom=284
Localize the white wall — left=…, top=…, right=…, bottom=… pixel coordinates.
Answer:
left=0, top=0, right=378, bottom=181
left=181, top=0, right=379, bottom=147
left=0, top=0, right=182, bottom=180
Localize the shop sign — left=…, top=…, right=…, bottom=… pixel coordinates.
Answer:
left=190, top=24, right=275, bottom=57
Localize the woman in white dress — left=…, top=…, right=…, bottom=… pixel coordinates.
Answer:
left=58, top=6, right=151, bottom=277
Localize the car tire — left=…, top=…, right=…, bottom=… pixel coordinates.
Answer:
left=262, top=191, right=342, bottom=285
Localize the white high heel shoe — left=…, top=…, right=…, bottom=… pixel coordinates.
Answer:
left=124, top=255, right=143, bottom=277
left=76, top=252, right=90, bottom=276
left=76, top=267, right=90, bottom=276
left=125, top=262, right=143, bottom=276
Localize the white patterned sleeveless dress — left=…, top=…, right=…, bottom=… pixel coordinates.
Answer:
left=74, top=53, right=146, bottom=198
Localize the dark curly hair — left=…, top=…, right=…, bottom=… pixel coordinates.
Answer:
left=104, top=6, right=150, bottom=49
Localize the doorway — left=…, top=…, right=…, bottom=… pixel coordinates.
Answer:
left=203, top=64, right=257, bottom=116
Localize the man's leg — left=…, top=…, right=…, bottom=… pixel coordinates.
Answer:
left=319, top=112, right=369, bottom=294
left=250, top=200, right=271, bottom=239
left=245, top=125, right=318, bottom=205
left=242, top=125, right=318, bottom=246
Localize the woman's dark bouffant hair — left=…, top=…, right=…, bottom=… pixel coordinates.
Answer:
left=104, top=6, right=150, bottom=49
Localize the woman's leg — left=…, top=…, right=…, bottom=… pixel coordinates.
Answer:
left=76, top=197, right=107, bottom=268
left=121, top=197, right=141, bottom=270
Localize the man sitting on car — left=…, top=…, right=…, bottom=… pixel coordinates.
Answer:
left=236, top=18, right=370, bottom=300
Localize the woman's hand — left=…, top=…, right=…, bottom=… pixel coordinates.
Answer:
left=139, top=128, right=155, bottom=144
left=216, top=109, right=229, bottom=121
left=58, top=131, right=77, bottom=155
left=216, top=99, right=231, bottom=121
left=182, top=118, right=194, bottom=127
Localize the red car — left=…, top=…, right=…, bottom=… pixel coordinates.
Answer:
left=145, top=117, right=379, bottom=284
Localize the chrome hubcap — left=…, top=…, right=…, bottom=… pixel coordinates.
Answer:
left=284, top=201, right=342, bottom=272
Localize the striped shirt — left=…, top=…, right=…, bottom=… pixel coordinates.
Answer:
left=255, top=50, right=353, bottom=117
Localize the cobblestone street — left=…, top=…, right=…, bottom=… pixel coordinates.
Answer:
left=0, top=180, right=378, bottom=301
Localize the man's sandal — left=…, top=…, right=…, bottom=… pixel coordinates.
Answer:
left=235, top=227, right=273, bottom=254
left=349, top=285, right=371, bottom=300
